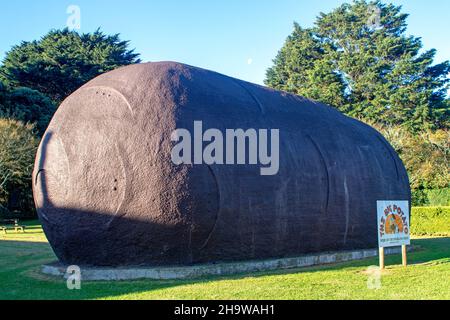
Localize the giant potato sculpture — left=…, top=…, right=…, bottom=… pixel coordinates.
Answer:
left=33, top=62, right=410, bottom=266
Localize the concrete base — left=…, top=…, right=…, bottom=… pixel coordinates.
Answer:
left=42, top=246, right=410, bottom=281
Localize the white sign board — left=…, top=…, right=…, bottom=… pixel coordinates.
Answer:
left=377, top=200, right=410, bottom=248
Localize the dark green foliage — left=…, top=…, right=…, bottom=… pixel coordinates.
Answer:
left=0, top=85, right=55, bottom=135
left=410, top=207, right=450, bottom=236
left=412, top=188, right=450, bottom=207
left=0, top=119, right=39, bottom=218
left=0, top=28, right=141, bottom=102
left=412, top=188, right=429, bottom=207
left=265, top=23, right=347, bottom=109
left=265, top=0, right=450, bottom=132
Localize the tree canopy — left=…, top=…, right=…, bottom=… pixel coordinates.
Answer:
left=0, top=28, right=141, bottom=102
left=265, top=0, right=450, bottom=132
left=0, top=84, right=55, bottom=135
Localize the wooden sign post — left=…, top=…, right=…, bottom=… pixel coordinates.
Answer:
left=377, top=201, right=410, bottom=270
left=379, top=247, right=385, bottom=269
left=402, top=244, right=407, bottom=267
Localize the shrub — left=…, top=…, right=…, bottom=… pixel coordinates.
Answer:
left=366, top=122, right=450, bottom=193
left=0, top=118, right=39, bottom=218
left=411, top=207, right=450, bottom=236
left=425, top=188, right=450, bottom=206
left=0, top=87, right=55, bottom=136
left=412, top=188, right=429, bottom=206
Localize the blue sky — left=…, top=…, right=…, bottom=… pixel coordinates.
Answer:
left=1, top=0, right=449, bottom=85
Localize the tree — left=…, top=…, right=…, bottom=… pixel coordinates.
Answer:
left=0, top=84, right=55, bottom=135
left=265, top=23, right=347, bottom=110
left=265, top=0, right=450, bottom=132
left=367, top=120, right=449, bottom=204
left=0, top=28, right=141, bottom=102
left=0, top=119, right=38, bottom=217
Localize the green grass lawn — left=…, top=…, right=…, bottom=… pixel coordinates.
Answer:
left=0, top=220, right=449, bottom=300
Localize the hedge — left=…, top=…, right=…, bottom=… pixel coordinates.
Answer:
left=411, top=207, right=450, bottom=236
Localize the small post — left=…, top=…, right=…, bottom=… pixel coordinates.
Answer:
left=379, top=247, right=385, bottom=270
left=402, top=245, right=407, bottom=267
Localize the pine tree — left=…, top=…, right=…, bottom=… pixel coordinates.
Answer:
left=265, top=0, right=450, bottom=131
left=0, top=28, right=141, bottom=102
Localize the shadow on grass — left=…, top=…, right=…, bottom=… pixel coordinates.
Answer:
left=15, top=128, right=442, bottom=299
left=1, top=236, right=449, bottom=300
